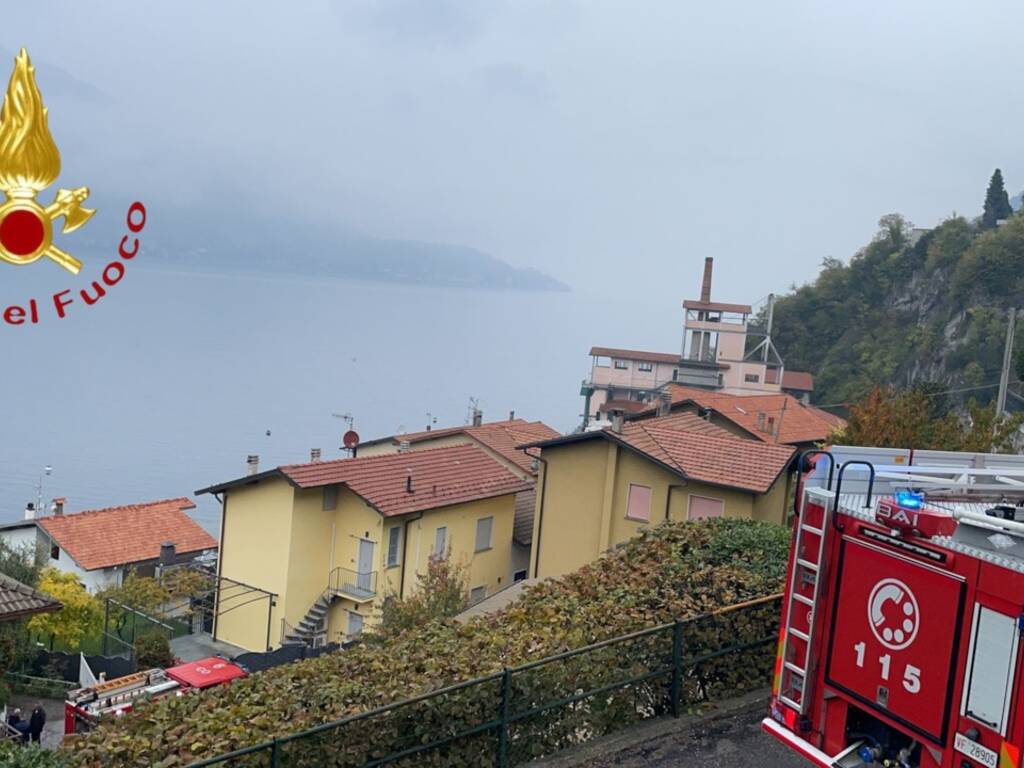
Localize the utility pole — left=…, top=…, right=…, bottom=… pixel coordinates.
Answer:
left=996, top=308, right=1017, bottom=420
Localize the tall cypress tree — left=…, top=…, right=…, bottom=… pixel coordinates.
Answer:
left=982, top=168, right=1013, bottom=229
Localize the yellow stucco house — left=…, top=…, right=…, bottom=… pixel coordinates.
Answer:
left=198, top=444, right=531, bottom=651
left=356, top=416, right=559, bottom=581
left=523, top=412, right=797, bottom=579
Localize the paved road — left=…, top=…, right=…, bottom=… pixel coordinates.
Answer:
left=580, top=710, right=809, bottom=768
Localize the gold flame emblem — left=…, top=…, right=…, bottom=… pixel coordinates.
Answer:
left=0, top=49, right=94, bottom=274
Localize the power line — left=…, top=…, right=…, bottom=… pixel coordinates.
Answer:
left=812, top=381, right=1004, bottom=411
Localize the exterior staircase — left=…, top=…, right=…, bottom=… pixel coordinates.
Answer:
left=280, top=568, right=378, bottom=648
left=281, top=594, right=329, bottom=647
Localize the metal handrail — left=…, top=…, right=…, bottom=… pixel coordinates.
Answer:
left=329, top=566, right=377, bottom=598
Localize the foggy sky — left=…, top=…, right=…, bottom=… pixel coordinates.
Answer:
left=5, top=1, right=1024, bottom=304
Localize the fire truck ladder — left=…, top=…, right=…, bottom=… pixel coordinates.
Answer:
left=779, top=459, right=875, bottom=715
left=779, top=485, right=834, bottom=713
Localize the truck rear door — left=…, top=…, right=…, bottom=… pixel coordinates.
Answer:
left=954, top=589, right=1022, bottom=768
left=825, top=537, right=967, bottom=747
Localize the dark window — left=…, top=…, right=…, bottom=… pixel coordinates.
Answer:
left=744, top=373, right=760, bottom=383
left=50, top=544, right=59, bottom=560
left=386, top=526, right=401, bottom=567
left=638, top=362, right=653, bottom=372
left=513, top=569, right=528, bottom=582
left=613, top=360, right=628, bottom=370
left=323, top=485, right=338, bottom=510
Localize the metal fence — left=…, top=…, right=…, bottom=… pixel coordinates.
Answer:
left=188, top=593, right=781, bottom=768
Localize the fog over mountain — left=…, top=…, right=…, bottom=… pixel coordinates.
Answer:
left=4, top=2, right=1023, bottom=305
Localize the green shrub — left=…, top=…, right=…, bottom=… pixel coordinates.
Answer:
left=0, top=742, right=69, bottom=768
left=63, top=518, right=788, bottom=767
left=134, top=632, right=175, bottom=670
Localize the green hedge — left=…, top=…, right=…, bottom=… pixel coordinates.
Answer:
left=64, top=518, right=789, bottom=767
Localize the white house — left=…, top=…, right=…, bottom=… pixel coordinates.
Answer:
left=0, top=498, right=216, bottom=593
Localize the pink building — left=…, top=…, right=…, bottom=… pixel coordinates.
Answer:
left=582, top=258, right=813, bottom=425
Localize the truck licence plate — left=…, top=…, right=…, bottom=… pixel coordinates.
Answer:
left=954, top=733, right=998, bottom=768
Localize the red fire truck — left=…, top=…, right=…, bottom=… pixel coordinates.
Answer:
left=764, top=452, right=1024, bottom=768
left=64, top=656, right=246, bottom=734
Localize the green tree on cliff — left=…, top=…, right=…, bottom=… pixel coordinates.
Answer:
left=983, top=168, right=1013, bottom=229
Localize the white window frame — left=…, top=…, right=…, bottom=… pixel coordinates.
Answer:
left=475, top=516, right=493, bottom=552
left=687, top=494, right=725, bottom=520
left=625, top=483, right=652, bottom=522
left=386, top=526, right=402, bottom=568
left=960, top=603, right=1020, bottom=736
left=433, top=526, right=447, bottom=557
left=638, top=361, right=654, bottom=372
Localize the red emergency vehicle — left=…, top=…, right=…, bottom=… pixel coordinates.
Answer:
left=764, top=453, right=1024, bottom=768
left=64, top=656, right=246, bottom=734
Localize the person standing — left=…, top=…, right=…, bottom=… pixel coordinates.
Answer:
left=28, top=705, right=46, bottom=745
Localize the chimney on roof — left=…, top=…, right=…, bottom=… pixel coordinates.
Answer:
left=246, top=455, right=259, bottom=475
left=24, top=502, right=35, bottom=521
left=610, top=411, right=624, bottom=434
left=509, top=410, right=515, bottom=421
left=159, top=542, right=176, bottom=566
left=52, top=498, right=65, bottom=516
left=757, top=412, right=767, bottom=432
left=700, top=257, right=713, bottom=303
left=406, top=470, right=414, bottom=494
left=657, top=390, right=672, bottom=417
left=310, top=448, right=322, bottom=462
left=472, top=408, right=483, bottom=427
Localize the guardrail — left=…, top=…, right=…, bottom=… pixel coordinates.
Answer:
left=187, top=593, right=782, bottom=767
left=329, top=567, right=376, bottom=601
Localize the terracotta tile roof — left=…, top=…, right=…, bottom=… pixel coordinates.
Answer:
left=636, top=384, right=842, bottom=445
left=36, top=498, right=215, bottom=571
left=615, top=422, right=795, bottom=493
left=0, top=572, right=61, bottom=622
left=765, top=369, right=815, bottom=391
left=526, top=417, right=795, bottom=494
left=601, top=399, right=649, bottom=415
left=637, top=410, right=738, bottom=438
left=360, top=419, right=560, bottom=477
left=589, top=347, right=681, bottom=365
left=467, top=421, right=560, bottom=475
left=280, top=444, right=532, bottom=517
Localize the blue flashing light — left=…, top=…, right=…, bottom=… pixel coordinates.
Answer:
left=895, top=490, right=924, bottom=509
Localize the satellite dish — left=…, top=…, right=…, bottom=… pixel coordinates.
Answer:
left=343, top=430, right=360, bottom=449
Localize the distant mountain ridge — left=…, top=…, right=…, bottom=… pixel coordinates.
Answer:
left=78, top=201, right=569, bottom=292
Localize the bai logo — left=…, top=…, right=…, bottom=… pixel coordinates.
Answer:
left=0, top=48, right=145, bottom=326
left=867, top=578, right=919, bottom=651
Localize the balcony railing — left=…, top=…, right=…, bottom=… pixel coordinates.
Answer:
left=329, top=567, right=377, bottom=602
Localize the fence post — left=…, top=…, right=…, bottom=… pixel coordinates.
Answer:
left=670, top=619, right=683, bottom=718
left=270, top=738, right=280, bottom=768
left=497, top=667, right=512, bottom=768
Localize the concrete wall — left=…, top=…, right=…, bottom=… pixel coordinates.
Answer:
left=531, top=437, right=789, bottom=579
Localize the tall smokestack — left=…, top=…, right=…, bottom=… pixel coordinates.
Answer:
left=700, top=257, right=713, bottom=303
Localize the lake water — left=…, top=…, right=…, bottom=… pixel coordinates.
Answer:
left=0, top=261, right=684, bottom=534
